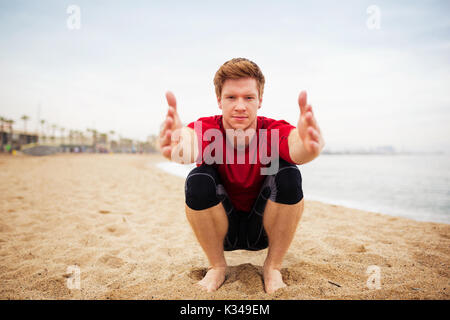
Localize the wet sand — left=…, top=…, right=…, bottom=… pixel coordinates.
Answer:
left=0, top=153, right=448, bottom=299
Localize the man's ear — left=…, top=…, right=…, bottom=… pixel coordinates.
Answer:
left=217, top=97, right=222, bottom=110
left=258, top=97, right=263, bottom=109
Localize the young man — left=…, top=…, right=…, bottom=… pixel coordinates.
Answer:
left=159, top=58, right=324, bottom=294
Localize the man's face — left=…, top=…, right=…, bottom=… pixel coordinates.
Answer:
left=218, top=77, right=262, bottom=131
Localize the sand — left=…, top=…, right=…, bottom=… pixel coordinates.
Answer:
left=0, top=153, right=448, bottom=300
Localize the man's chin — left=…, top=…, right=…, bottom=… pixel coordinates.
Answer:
left=223, top=117, right=255, bottom=131
left=229, top=122, right=249, bottom=131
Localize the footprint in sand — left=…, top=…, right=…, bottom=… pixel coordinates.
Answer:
left=356, top=245, right=367, bottom=253
left=227, top=264, right=264, bottom=294
left=105, top=224, right=130, bottom=236
left=187, top=267, right=207, bottom=281
left=98, top=254, right=125, bottom=268
left=99, top=210, right=133, bottom=216
left=280, top=268, right=305, bottom=285
left=323, top=236, right=368, bottom=253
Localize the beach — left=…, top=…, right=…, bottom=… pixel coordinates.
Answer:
left=0, top=153, right=448, bottom=299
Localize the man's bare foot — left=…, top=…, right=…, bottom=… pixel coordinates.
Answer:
left=263, top=264, right=287, bottom=294
left=196, top=266, right=227, bottom=292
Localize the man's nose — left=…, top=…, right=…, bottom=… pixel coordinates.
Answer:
left=235, top=98, right=247, bottom=110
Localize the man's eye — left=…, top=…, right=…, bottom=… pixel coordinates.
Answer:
left=228, top=96, right=235, bottom=99
left=247, top=97, right=254, bottom=100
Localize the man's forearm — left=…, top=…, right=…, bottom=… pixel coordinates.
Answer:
left=287, top=128, right=323, bottom=165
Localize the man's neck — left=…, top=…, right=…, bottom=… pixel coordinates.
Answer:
left=222, top=116, right=258, bottom=149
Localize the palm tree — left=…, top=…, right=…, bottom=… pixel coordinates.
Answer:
left=60, top=127, right=65, bottom=145
left=40, top=119, right=46, bottom=143
left=109, top=130, right=116, bottom=152
left=21, top=115, right=30, bottom=134
left=6, top=119, right=14, bottom=152
left=86, top=129, right=94, bottom=151
left=51, top=124, right=58, bottom=143
left=79, top=131, right=85, bottom=147
left=69, top=130, right=74, bottom=145
left=73, top=130, right=80, bottom=145
left=92, top=129, right=98, bottom=152
left=100, top=132, right=108, bottom=143
left=77, top=130, right=82, bottom=145
left=0, top=116, right=5, bottom=152
left=87, top=128, right=98, bottom=151
left=86, top=128, right=91, bottom=141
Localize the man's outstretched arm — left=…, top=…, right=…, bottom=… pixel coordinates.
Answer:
left=159, top=91, right=198, bottom=164
left=288, top=91, right=325, bottom=165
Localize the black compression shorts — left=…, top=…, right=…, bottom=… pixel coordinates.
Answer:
left=185, top=158, right=303, bottom=251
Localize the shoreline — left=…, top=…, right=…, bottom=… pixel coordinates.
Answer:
left=154, top=160, right=450, bottom=225
left=0, top=153, right=448, bottom=299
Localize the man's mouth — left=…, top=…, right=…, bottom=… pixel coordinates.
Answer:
left=232, top=116, right=247, bottom=121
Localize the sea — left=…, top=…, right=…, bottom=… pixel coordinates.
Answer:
left=156, top=154, right=450, bottom=224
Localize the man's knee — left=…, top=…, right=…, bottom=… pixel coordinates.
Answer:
left=185, top=165, right=221, bottom=210
left=274, top=166, right=303, bottom=205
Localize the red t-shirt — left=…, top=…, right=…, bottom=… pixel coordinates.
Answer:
left=187, top=115, right=296, bottom=212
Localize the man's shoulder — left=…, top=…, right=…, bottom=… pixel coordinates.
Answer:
left=258, top=116, right=294, bottom=129
left=187, top=115, right=222, bottom=128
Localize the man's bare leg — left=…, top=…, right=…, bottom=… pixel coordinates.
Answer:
left=185, top=203, right=229, bottom=292
left=263, top=199, right=304, bottom=294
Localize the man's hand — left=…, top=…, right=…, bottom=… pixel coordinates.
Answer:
left=297, top=91, right=324, bottom=155
left=288, top=90, right=325, bottom=164
left=159, top=91, right=183, bottom=160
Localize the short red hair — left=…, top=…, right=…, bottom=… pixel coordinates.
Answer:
left=213, top=58, right=265, bottom=99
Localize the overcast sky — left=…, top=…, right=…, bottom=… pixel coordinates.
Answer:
left=0, top=0, right=449, bottom=152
